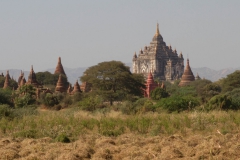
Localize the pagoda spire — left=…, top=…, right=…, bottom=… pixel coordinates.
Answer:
left=71, top=80, right=81, bottom=94
left=179, top=58, right=195, bottom=86
left=155, top=23, right=160, bottom=36
left=54, top=57, right=66, bottom=75
left=3, top=70, right=10, bottom=89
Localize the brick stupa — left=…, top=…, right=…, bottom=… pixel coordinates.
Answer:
left=19, top=77, right=26, bottom=87
left=144, top=72, right=158, bottom=98
left=54, top=57, right=66, bottom=75
left=27, top=65, right=40, bottom=87
left=3, top=70, right=10, bottom=89
left=67, top=84, right=72, bottom=94
left=18, top=71, right=24, bottom=86
left=55, top=74, right=66, bottom=92
left=71, top=80, right=81, bottom=94
left=179, top=59, right=195, bottom=86
left=80, top=82, right=91, bottom=92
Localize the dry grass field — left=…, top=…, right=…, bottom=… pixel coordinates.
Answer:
left=0, top=108, right=240, bottom=159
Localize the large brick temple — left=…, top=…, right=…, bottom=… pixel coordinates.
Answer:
left=132, top=24, right=184, bottom=81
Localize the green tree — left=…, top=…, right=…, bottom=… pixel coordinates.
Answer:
left=225, top=88, right=240, bottom=109
left=39, top=93, right=59, bottom=107
left=14, top=85, right=36, bottom=108
left=220, top=70, right=240, bottom=93
left=206, top=94, right=233, bottom=110
left=150, top=87, right=169, bottom=100
left=0, top=89, right=13, bottom=106
left=80, top=61, right=145, bottom=105
left=189, top=79, right=212, bottom=97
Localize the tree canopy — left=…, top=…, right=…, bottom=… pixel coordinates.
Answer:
left=220, top=71, right=240, bottom=93
left=80, top=61, right=145, bottom=105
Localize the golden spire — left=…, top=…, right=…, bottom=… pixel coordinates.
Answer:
left=155, top=23, right=160, bottom=36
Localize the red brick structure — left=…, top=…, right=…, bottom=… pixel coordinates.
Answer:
left=27, top=65, right=41, bottom=88
left=18, top=70, right=24, bottom=86
left=55, top=74, right=66, bottom=93
left=80, top=82, right=92, bottom=92
left=3, top=70, right=10, bottom=89
left=144, top=72, right=158, bottom=98
left=179, top=59, right=195, bottom=86
left=54, top=57, right=66, bottom=75
left=71, top=80, right=81, bottom=94
left=19, top=77, right=26, bottom=87
left=67, top=84, right=72, bottom=94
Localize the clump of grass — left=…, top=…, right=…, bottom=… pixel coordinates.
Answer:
left=55, top=133, right=70, bottom=143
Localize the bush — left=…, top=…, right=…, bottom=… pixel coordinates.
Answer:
left=39, top=93, right=59, bottom=107
left=0, top=89, right=13, bottom=106
left=206, top=94, right=234, bottom=110
left=225, top=88, right=240, bottom=109
left=150, top=87, right=169, bottom=100
left=0, top=105, right=14, bottom=119
left=119, top=98, right=154, bottom=115
left=154, top=95, right=200, bottom=112
left=78, top=96, right=103, bottom=111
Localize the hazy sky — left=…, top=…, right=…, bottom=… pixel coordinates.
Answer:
left=1, top=0, right=240, bottom=72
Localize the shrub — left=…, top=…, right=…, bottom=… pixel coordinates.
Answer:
left=13, top=129, right=37, bottom=138
left=0, top=105, right=14, bottom=119
left=225, top=88, right=240, bottom=109
left=150, top=87, right=169, bottom=100
left=78, top=96, right=103, bottom=111
left=206, top=94, right=234, bottom=110
left=39, top=93, right=59, bottom=107
left=154, top=95, right=200, bottom=112
left=55, top=134, right=70, bottom=143
left=119, top=98, right=154, bottom=114
left=0, top=89, right=13, bottom=106
left=14, top=85, right=36, bottom=108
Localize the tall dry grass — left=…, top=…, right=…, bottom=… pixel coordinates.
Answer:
left=0, top=108, right=240, bottom=142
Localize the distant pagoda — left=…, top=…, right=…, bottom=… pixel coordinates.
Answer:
left=55, top=74, right=66, bottom=92
left=54, top=57, right=66, bottom=75
left=3, top=70, right=10, bottom=89
left=179, top=59, right=195, bottom=86
left=144, top=72, right=158, bottom=98
left=71, top=80, right=81, bottom=94
left=26, top=65, right=41, bottom=88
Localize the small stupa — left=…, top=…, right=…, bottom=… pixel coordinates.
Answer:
left=54, top=57, right=66, bottom=75
left=18, top=71, right=24, bottom=86
left=19, top=77, right=26, bottom=87
left=71, top=80, right=81, bottom=94
left=67, top=84, right=72, bottom=94
left=195, top=73, right=201, bottom=80
left=27, top=65, right=40, bottom=87
left=3, top=70, right=10, bottom=89
left=179, top=59, right=195, bottom=86
left=161, top=82, right=166, bottom=90
left=55, top=74, right=66, bottom=92
left=144, top=72, right=158, bottom=98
